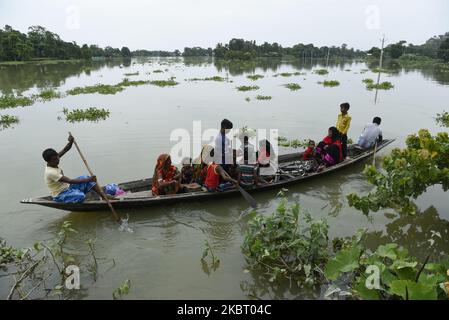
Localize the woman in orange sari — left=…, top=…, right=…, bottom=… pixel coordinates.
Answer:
left=151, top=154, right=181, bottom=195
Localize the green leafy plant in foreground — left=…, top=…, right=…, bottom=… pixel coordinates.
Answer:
left=283, top=83, right=301, bottom=91
left=436, top=111, right=449, bottom=127
left=0, top=114, right=19, bottom=130
left=112, top=279, right=131, bottom=300
left=236, top=85, right=259, bottom=92
left=0, top=95, right=34, bottom=109
left=325, top=234, right=449, bottom=300
left=242, top=193, right=329, bottom=287
left=201, top=239, right=220, bottom=275
left=62, top=107, right=110, bottom=122
left=347, top=128, right=449, bottom=215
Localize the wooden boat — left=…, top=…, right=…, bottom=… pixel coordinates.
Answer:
left=21, top=139, right=394, bottom=212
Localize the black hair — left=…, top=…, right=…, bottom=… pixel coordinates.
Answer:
left=221, top=119, right=233, bottom=130
left=340, top=102, right=350, bottom=110
left=373, top=117, right=381, bottom=125
left=328, top=126, right=341, bottom=142
left=42, top=148, right=58, bottom=162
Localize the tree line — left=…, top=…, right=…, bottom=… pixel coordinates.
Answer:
left=0, top=25, right=132, bottom=61
left=367, top=32, right=449, bottom=62
left=1, top=25, right=448, bottom=62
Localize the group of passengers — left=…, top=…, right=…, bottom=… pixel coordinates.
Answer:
left=41, top=103, right=383, bottom=202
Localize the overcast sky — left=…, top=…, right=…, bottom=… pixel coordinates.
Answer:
left=1, top=0, right=448, bottom=51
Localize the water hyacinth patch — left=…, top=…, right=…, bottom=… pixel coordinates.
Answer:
left=188, top=76, right=225, bottom=82
left=245, top=97, right=251, bottom=102
left=247, top=74, right=264, bottom=81
left=62, top=107, right=111, bottom=123
left=255, top=95, right=272, bottom=100
left=0, top=95, right=34, bottom=109
left=66, top=84, right=124, bottom=95
left=153, top=69, right=164, bottom=73
left=314, top=69, right=329, bottom=75
left=119, top=78, right=150, bottom=87
left=35, top=89, right=61, bottom=100
left=284, top=83, right=301, bottom=91
left=123, top=71, right=139, bottom=76
left=362, top=78, right=374, bottom=85
left=321, top=80, right=340, bottom=87
left=366, top=81, right=394, bottom=90
left=149, top=79, right=179, bottom=87
left=0, top=114, right=20, bottom=130
left=236, top=85, right=259, bottom=92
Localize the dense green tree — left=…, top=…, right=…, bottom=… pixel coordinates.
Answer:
left=120, top=46, right=131, bottom=57
left=437, top=37, right=449, bottom=62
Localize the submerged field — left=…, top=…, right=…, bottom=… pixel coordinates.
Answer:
left=0, top=57, right=449, bottom=299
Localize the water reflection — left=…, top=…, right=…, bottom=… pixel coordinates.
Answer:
left=363, top=206, right=449, bottom=260
left=0, top=59, right=125, bottom=95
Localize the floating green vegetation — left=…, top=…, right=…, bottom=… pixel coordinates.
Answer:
left=321, top=80, right=340, bottom=87
left=436, top=111, right=449, bottom=127
left=123, top=71, right=139, bottom=76
left=62, top=107, right=111, bottom=122
left=255, top=95, right=272, bottom=100
left=188, top=76, right=225, bottom=82
left=66, top=84, right=124, bottom=95
left=372, top=67, right=391, bottom=73
left=236, top=85, right=259, bottom=92
left=284, top=83, right=302, bottom=91
left=277, top=136, right=309, bottom=148
left=366, top=81, right=394, bottom=90
left=153, top=69, right=164, bottom=73
left=345, top=69, right=351, bottom=72
left=0, top=95, right=34, bottom=109
left=35, top=88, right=61, bottom=100
left=149, top=79, right=179, bottom=87
left=0, top=114, right=19, bottom=130
left=362, top=78, right=374, bottom=85
left=245, top=97, right=251, bottom=102
left=314, top=69, right=329, bottom=75
left=119, top=78, right=150, bottom=87
left=247, top=74, right=264, bottom=81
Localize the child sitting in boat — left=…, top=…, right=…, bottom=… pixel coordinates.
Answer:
left=204, top=162, right=238, bottom=192
left=42, top=134, right=114, bottom=204
left=151, top=154, right=182, bottom=195
left=180, top=157, right=194, bottom=184
left=303, top=140, right=316, bottom=160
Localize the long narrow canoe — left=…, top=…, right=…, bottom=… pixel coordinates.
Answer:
left=21, top=139, right=394, bottom=212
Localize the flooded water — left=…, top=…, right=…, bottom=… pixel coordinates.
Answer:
left=1, top=57, right=449, bottom=299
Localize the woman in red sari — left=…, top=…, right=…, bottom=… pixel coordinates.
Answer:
left=316, top=127, right=343, bottom=166
left=151, top=154, right=181, bottom=195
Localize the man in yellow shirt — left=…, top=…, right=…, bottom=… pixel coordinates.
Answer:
left=336, top=102, right=351, bottom=159
left=43, top=134, right=112, bottom=203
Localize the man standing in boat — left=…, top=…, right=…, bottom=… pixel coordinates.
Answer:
left=214, top=119, right=234, bottom=174
left=42, top=134, right=114, bottom=203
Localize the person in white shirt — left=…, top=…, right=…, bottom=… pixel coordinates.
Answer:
left=214, top=119, right=234, bottom=172
left=358, top=117, right=383, bottom=149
